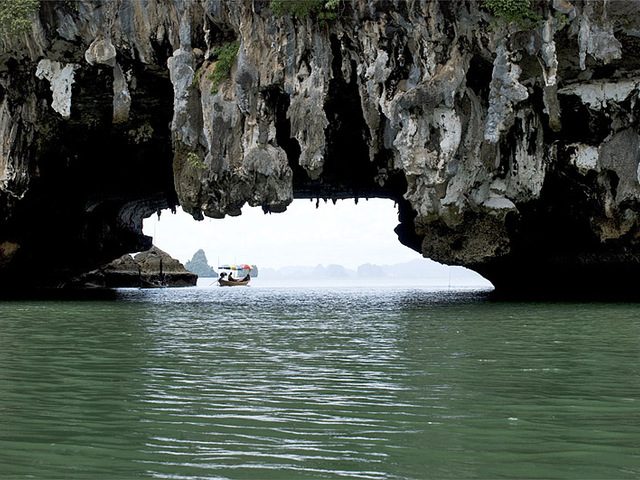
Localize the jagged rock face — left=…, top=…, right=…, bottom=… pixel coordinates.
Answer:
left=2, top=0, right=640, bottom=295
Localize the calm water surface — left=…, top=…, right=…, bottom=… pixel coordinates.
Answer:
left=0, top=284, right=639, bottom=479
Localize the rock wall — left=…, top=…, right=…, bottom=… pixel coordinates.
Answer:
left=1, top=0, right=640, bottom=295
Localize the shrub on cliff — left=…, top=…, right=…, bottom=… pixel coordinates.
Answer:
left=208, top=41, right=239, bottom=93
left=484, top=0, right=540, bottom=26
left=270, top=0, right=340, bottom=20
left=187, top=152, right=206, bottom=170
left=0, top=0, right=40, bottom=35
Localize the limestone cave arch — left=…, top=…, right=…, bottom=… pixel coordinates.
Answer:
left=2, top=1, right=640, bottom=298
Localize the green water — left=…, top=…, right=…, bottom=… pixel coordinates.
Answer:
left=0, top=285, right=638, bottom=479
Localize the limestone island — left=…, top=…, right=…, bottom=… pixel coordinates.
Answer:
left=0, top=1, right=639, bottom=298
left=74, top=247, right=197, bottom=288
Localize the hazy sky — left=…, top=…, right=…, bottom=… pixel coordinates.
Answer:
left=143, top=198, right=426, bottom=268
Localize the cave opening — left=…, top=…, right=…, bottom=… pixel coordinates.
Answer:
left=0, top=55, right=178, bottom=290
left=141, top=199, right=490, bottom=287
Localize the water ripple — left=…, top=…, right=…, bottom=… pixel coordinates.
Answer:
left=0, top=287, right=639, bottom=478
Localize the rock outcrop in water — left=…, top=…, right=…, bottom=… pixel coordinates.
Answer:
left=185, top=248, right=217, bottom=277
left=74, top=246, right=197, bottom=288
left=1, top=0, right=640, bottom=296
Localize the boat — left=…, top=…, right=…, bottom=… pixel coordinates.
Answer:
left=218, top=278, right=250, bottom=287
left=217, top=263, right=257, bottom=287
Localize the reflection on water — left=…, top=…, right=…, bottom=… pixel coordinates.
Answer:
left=0, top=286, right=639, bottom=479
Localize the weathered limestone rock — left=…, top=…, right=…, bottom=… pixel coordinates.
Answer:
left=75, top=246, right=197, bottom=288
left=484, top=42, right=529, bottom=143
left=578, top=1, right=622, bottom=71
left=2, top=0, right=640, bottom=296
left=84, top=37, right=116, bottom=66
left=35, top=59, right=79, bottom=119
left=112, top=62, right=131, bottom=123
left=134, top=246, right=197, bottom=287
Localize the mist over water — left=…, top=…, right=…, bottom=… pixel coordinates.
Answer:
left=0, top=284, right=639, bottom=479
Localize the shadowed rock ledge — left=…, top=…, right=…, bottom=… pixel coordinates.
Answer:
left=1, top=0, right=640, bottom=297
left=72, top=246, right=198, bottom=288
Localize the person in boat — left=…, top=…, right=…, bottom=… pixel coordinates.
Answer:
left=219, top=272, right=227, bottom=280
left=241, top=273, right=250, bottom=282
left=227, top=272, right=235, bottom=282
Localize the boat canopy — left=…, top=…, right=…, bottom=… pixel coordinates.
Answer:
left=218, top=264, right=258, bottom=278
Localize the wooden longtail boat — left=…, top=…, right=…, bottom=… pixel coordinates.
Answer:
left=218, top=278, right=250, bottom=287
left=217, top=263, right=257, bottom=286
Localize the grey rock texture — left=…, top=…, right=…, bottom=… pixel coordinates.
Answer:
left=134, top=246, right=198, bottom=287
left=1, top=0, right=640, bottom=296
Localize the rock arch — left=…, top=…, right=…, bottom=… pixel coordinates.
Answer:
left=2, top=1, right=640, bottom=297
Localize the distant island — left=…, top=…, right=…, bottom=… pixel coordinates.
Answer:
left=176, top=250, right=489, bottom=286
left=185, top=249, right=217, bottom=278
left=257, top=259, right=490, bottom=285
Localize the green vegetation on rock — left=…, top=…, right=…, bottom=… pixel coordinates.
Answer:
left=270, top=0, right=340, bottom=20
left=186, top=152, right=206, bottom=170
left=484, top=0, right=541, bottom=26
left=208, top=41, right=239, bottom=93
left=0, top=0, right=40, bottom=35
left=554, top=11, right=569, bottom=30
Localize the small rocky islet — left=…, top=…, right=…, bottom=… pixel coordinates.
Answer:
left=74, top=246, right=197, bottom=288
